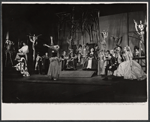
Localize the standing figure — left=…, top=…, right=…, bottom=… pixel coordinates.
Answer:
left=115, top=46, right=123, bottom=64
left=29, top=34, right=38, bottom=61
left=94, top=44, right=99, bottom=59
left=47, top=51, right=61, bottom=80
left=4, top=39, right=14, bottom=67
left=97, top=50, right=105, bottom=75
left=67, top=36, right=73, bottom=52
left=133, top=20, right=145, bottom=56
left=44, top=43, right=60, bottom=80
left=86, top=48, right=96, bottom=69
left=82, top=44, right=88, bottom=68
left=114, top=46, right=146, bottom=80
left=100, top=30, right=108, bottom=51
left=42, top=52, right=50, bottom=74
left=77, top=45, right=83, bottom=64
left=35, top=53, right=42, bottom=74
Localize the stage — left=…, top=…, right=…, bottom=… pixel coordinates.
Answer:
left=2, top=67, right=147, bottom=103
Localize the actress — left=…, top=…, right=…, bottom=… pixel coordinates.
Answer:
left=114, top=46, right=146, bottom=80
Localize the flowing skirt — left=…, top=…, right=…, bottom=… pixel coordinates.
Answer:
left=47, top=59, right=60, bottom=79
left=114, top=60, right=146, bottom=80
left=97, top=59, right=105, bottom=75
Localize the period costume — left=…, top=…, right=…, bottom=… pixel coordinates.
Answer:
left=66, top=53, right=77, bottom=70
left=14, top=57, right=30, bottom=77
left=114, top=50, right=146, bottom=80
left=97, top=51, right=105, bottom=75
left=15, top=44, right=29, bottom=61
left=35, top=54, right=42, bottom=74
left=5, top=40, right=14, bottom=66
left=61, top=52, right=68, bottom=71
left=86, top=50, right=97, bottom=70
left=47, top=52, right=61, bottom=80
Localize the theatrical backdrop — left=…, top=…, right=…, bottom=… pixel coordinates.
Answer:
left=2, top=3, right=147, bottom=103
left=2, top=4, right=147, bottom=55
left=58, top=11, right=146, bottom=53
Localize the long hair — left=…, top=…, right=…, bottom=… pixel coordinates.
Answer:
left=126, top=46, right=133, bottom=58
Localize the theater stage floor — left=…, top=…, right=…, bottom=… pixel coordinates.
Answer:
left=3, top=68, right=147, bottom=103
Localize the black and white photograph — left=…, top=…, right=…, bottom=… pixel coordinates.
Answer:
left=1, top=2, right=148, bottom=120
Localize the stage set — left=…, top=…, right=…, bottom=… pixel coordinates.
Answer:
left=2, top=3, right=147, bottom=103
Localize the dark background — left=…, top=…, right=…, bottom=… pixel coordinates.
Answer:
left=2, top=4, right=146, bottom=44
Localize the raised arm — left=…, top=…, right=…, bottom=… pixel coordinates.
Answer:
left=133, top=19, right=140, bottom=35
left=43, top=44, right=50, bottom=48
left=43, top=44, right=60, bottom=51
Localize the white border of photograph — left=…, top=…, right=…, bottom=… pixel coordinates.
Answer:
left=1, top=2, right=149, bottom=120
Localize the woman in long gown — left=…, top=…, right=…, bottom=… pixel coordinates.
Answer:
left=97, top=50, right=105, bottom=75
left=44, top=43, right=60, bottom=80
left=47, top=51, right=61, bottom=80
left=114, top=46, right=146, bottom=80
left=77, top=45, right=83, bottom=64
left=86, top=48, right=95, bottom=69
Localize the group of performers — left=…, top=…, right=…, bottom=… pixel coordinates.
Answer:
left=4, top=19, right=146, bottom=80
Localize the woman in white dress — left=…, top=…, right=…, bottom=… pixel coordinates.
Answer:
left=97, top=50, right=105, bottom=75
left=114, top=46, right=146, bottom=80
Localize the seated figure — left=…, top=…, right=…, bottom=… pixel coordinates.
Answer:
left=102, top=50, right=119, bottom=80
left=60, top=51, right=68, bottom=71
left=15, top=42, right=29, bottom=61
left=14, top=42, right=30, bottom=77
left=66, top=52, right=77, bottom=70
